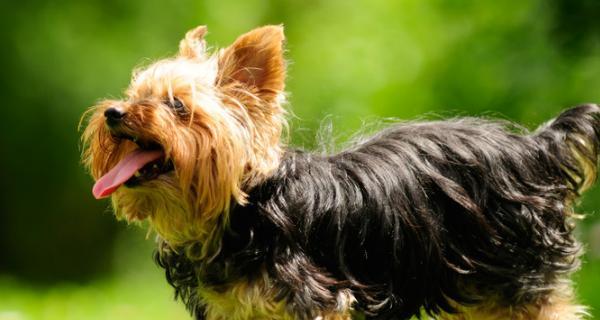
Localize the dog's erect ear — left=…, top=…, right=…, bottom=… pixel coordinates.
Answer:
left=179, top=25, right=208, bottom=58
left=217, top=25, right=285, bottom=102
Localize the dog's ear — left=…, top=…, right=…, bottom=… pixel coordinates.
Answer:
left=179, top=25, right=208, bottom=58
left=217, top=25, right=285, bottom=102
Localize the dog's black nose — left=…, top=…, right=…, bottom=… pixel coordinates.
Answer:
left=104, top=107, right=125, bottom=127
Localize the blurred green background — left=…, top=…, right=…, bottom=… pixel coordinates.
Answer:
left=1, top=0, right=599, bottom=319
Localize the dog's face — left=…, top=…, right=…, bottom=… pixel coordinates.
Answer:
left=81, top=26, right=287, bottom=250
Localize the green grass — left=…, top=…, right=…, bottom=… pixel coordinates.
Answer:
left=0, top=271, right=191, bottom=320
left=0, top=231, right=192, bottom=320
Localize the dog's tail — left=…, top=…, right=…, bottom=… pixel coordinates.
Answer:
left=537, top=103, right=600, bottom=194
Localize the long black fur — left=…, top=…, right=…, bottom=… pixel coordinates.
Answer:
left=156, top=104, right=600, bottom=319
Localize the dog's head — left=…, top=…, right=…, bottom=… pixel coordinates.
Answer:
left=81, top=25, right=287, bottom=251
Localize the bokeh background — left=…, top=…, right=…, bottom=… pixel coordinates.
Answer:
left=1, top=0, right=600, bottom=319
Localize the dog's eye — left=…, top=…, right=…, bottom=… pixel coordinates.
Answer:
left=166, top=98, right=187, bottom=114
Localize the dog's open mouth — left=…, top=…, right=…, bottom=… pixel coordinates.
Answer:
left=92, top=135, right=174, bottom=199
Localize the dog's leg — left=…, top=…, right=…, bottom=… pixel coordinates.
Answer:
left=438, top=308, right=503, bottom=320
left=438, top=291, right=588, bottom=320
left=314, top=289, right=355, bottom=320
left=315, top=313, right=352, bottom=320
left=534, top=288, right=588, bottom=320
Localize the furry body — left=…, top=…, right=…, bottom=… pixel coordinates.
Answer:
left=82, top=26, right=600, bottom=319
left=156, top=106, right=599, bottom=319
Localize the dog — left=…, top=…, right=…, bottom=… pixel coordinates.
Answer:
left=81, top=25, right=600, bottom=319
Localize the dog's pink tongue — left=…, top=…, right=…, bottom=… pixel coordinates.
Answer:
left=92, top=149, right=164, bottom=199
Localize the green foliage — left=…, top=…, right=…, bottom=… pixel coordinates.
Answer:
left=0, top=0, right=599, bottom=318
left=0, top=275, right=189, bottom=320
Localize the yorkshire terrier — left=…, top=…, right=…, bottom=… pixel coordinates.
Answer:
left=81, top=25, right=600, bottom=320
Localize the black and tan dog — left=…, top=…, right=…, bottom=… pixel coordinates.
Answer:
left=81, top=25, right=600, bottom=319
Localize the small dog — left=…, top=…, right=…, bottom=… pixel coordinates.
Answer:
left=81, top=25, right=600, bottom=320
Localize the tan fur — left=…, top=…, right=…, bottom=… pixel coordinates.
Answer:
left=534, top=285, right=588, bottom=320
left=437, top=282, right=587, bottom=320
left=197, top=271, right=353, bottom=320
left=179, top=25, right=208, bottom=59
left=81, top=26, right=287, bottom=260
left=198, top=274, right=295, bottom=320
left=568, top=134, right=598, bottom=193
